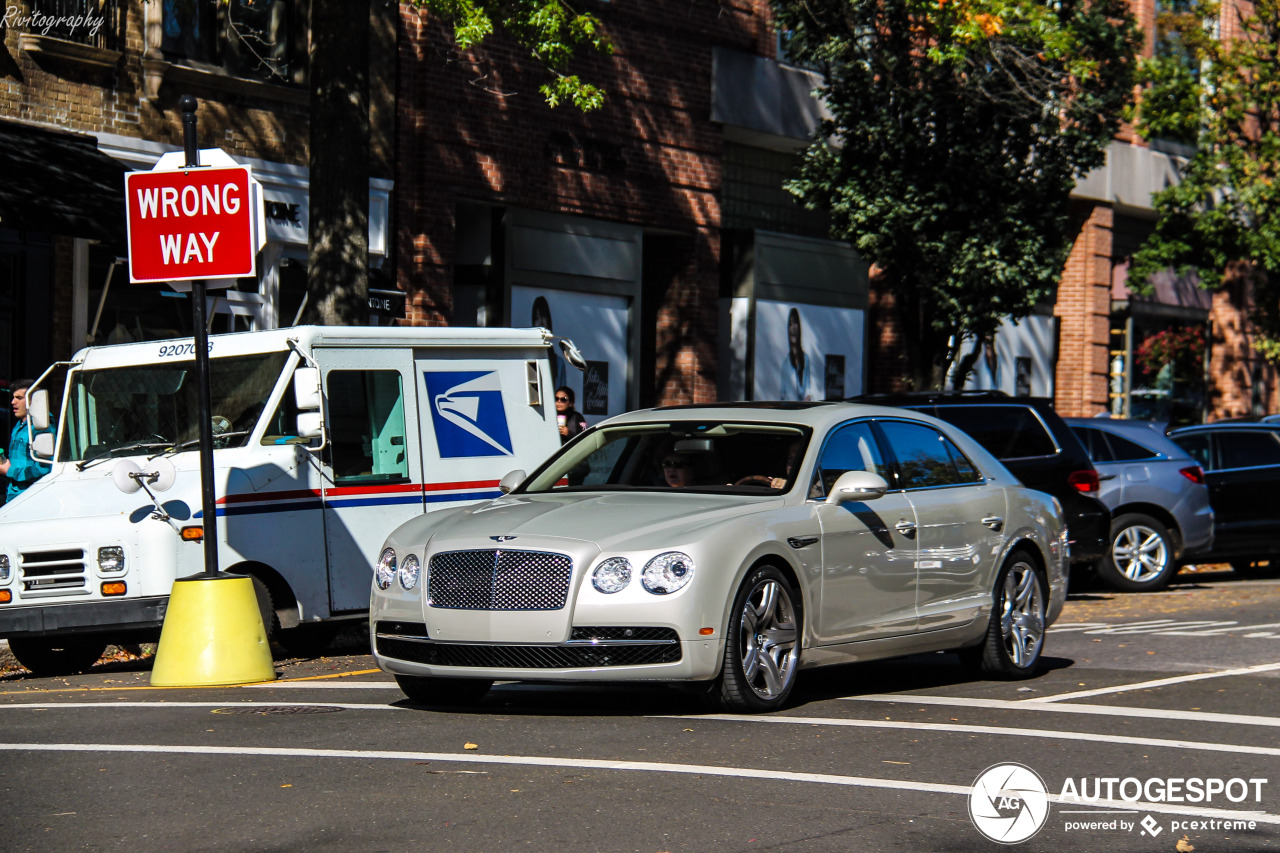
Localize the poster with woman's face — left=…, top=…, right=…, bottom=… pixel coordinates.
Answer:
left=511, top=286, right=629, bottom=421
left=753, top=300, right=865, bottom=401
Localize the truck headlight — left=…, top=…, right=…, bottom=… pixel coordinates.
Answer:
left=641, top=552, right=694, bottom=595
left=399, top=554, right=420, bottom=590
left=375, top=548, right=396, bottom=590
left=98, top=547, right=125, bottom=573
left=592, top=557, right=632, bottom=593
left=0, top=554, right=10, bottom=584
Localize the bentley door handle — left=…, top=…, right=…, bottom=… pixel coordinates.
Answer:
left=894, top=520, right=917, bottom=534
left=981, top=516, right=1004, bottom=531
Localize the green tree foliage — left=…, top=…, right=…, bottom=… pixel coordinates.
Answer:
left=421, top=0, right=613, bottom=110
left=1130, top=0, right=1280, bottom=361
left=306, top=1, right=612, bottom=326
left=772, top=0, right=1141, bottom=388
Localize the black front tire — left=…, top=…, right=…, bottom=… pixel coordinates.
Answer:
left=1098, top=513, right=1178, bottom=592
left=715, top=565, right=802, bottom=713
left=962, top=550, right=1046, bottom=680
left=8, top=637, right=107, bottom=676
left=395, top=674, right=493, bottom=706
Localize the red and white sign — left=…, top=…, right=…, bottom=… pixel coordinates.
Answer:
left=126, top=164, right=259, bottom=284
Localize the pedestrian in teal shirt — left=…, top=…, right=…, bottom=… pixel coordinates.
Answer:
left=1, top=381, right=52, bottom=503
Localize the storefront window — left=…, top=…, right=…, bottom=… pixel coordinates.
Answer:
left=162, top=0, right=305, bottom=86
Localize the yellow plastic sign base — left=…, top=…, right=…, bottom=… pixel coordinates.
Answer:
left=150, top=574, right=277, bottom=687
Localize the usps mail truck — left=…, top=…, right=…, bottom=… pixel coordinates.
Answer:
left=0, top=326, right=575, bottom=674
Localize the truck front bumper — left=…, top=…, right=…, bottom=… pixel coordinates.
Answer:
left=0, top=596, right=168, bottom=639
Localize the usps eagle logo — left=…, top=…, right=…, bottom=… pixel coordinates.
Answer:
left=424, top=371, right=514, bottom=458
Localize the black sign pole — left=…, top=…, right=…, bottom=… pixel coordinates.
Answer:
left=180, top=94, right=221, bottom=577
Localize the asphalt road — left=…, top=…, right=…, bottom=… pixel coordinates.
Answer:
left=2, top=568, right=1279, bottom=852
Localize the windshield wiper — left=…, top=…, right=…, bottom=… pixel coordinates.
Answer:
left=151, top=431, right=253, bottom=458
left=77, top=439, right=173, bottom=471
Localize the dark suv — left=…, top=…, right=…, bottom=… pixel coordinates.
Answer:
left=848, top=392, right=1109, bottom=574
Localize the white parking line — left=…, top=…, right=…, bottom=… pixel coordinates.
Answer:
left=1, top=741, right=1275, bottom=826
left=1032, top=662, right=1280, bottom=702
left=677, top=714, right=1280, bottom=759
left=0, top=701, right=399, bottom=711
left=7, top=701, right=1280, bottom=760
left=849, top=694, right=1280, bottom=727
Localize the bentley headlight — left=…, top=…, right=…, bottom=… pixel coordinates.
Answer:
left=592, top=557, right=632, bottom=594
left=98, top=546, right=125, bottom=573
left=375, top=547, right=397, bottom=590
left=641, top=552, right=695, bottom=595
left=399, top=554, right=421, bottom=590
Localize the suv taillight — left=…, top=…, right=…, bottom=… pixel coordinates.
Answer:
left=1068, top=470, right=1100, bottom=494
left=1179, top=465, right=1206, bottom=485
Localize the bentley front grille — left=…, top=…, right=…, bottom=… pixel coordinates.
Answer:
left=427, top=548, right=573, bottom=611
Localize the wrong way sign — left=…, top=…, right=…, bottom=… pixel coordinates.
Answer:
left=125, top=155, right=263, bottom=284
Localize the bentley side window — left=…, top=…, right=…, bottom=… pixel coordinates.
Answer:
left=816, top=422, right=889, bottom=496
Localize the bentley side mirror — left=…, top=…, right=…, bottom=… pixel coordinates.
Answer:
left=826, top=470, right=889, bottom=505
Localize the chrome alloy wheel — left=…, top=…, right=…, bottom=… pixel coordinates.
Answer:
left=999, top=562, right=1045, bottom=669
left=737, top=578, right=800, bottom=700
left=1111, top=523, right=1170, bottom=583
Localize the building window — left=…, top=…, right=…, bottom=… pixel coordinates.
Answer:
left=28, top=0, right=124, bottom=51
left=162, top=0, right=304, bottom=85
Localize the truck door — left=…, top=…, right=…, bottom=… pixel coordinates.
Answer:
left=318, top=348, right=425, bottom=612
left=414, top=351, right=553, bottom=506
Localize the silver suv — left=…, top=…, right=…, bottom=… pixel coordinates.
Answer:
left=1067, top=418, right=1213, bottom=591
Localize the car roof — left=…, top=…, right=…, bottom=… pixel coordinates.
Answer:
left=1171, top=421, right=1280, bottom=434
left=1065, top=417, right=1192, bottom=458
left=605, top=401, right=947, bottom=431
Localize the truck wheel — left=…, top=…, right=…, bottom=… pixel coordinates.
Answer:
left=395, top=674, right=493, bottom=705
left=277, top=623, right=341, bottom=658
left=243, top=575, right=281, bottom=643
left=8, top=637, right=107, bottom=676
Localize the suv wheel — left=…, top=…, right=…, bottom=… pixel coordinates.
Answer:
left=1100, top=513, right=1178, bottom=592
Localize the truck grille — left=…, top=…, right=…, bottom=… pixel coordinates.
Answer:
left=20, top=548, right=88, bottom=594
left=427, top=549, right=572, bottom=611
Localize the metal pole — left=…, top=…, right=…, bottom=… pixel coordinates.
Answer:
left=181, top=94, right=220, bottom=577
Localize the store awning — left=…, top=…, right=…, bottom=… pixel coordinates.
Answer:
left=0, top=119, right=127, bottom=244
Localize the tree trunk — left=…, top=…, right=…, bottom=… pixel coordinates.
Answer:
left=305, top=0, right=371, bottom=326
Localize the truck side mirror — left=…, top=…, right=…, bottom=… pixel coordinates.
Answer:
left=293, top=367, right=321, bottom=410
left=29, top=389, right=50, bottom=431
left=31, top=432, right=54, bottom=460
left=295, top=411, right=324, bottom=439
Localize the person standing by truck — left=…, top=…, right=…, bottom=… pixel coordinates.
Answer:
left=554, top=385, right=587, bottom=444
left=0, top=380, right=51, bottom=502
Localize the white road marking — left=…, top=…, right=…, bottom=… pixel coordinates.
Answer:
left=1052, top=619, right=1280, bottom=636
left=0, top=741, right=1275, bottom=825
left=1032, top=662, right=1280, bottom=702
left=7, top=701, right=1280, bottom=760
left=245, top=682, right=400, bottom=689
left=850, top=694, right=1280, bottom=727
left=681, top=713, right=1280, bottom=758
left=0, top=701, right=399, bottom=712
